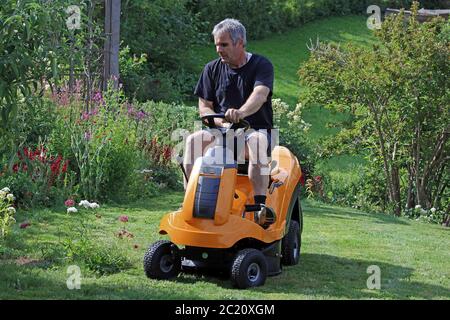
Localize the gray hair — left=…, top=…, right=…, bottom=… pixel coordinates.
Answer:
left=212, top=18, right=247, bottom=47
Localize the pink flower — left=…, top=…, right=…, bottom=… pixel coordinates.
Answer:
left=119, top=215, right=129, bottom=223
left=64, top=199, right=75, bottom=207
left=20, top=222, right=31, bottom=229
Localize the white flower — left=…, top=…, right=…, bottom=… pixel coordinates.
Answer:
left=6, top=194, right=15, bottom=201
left=7, top=207, right=16, bottom=214
left=1, top=187, right=10, bottom=193
left=415, top=205, right=422, bottom=210
left=430, top=208, right=436, bottom=214
left=79, top=200, right=91, bottom=209
left=0, top=191, right=6, bottom=199
left=67, top=207, right=78, bottom=214
left=89, top=202, right=100, bottom=209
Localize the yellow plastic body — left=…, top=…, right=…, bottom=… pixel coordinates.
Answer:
left=159, top=146, right=302, bottom=249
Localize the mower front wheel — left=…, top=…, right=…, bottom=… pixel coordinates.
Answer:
left=144, top=240, right=181, bottom=280
left=230, top=249, right=268, bottom=289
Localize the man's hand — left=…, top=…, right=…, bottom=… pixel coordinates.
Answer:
left=225, top=108, right=245, bottom=123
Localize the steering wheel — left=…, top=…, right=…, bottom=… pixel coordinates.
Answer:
left=201, top=113, right=250, bottom=131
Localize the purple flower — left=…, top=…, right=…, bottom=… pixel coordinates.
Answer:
left=127, top=105, right=136, bottom=117
left=136, top=110, right=147, bottom=121
left=92, top=91, right=104, bottom=105
left=90, top=107, right=99, bottom=116
left=119, top=215, right=129, bottom=223
left=84, top=131, right=91, bottom=141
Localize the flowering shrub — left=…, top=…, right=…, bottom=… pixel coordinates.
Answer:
left=117, top=215, right=134, bottom=239
left=139, top=137, right=172, bottom=167
left=403, top=205, right=448, bottom=226
left=0, top=187, right=16, bottom=238
left=78, top=200, right=100, bottom=210
left=63, top=199, right=100, bottom=215
left=67, top=207, right=78, bottom=214
left=64, top=199, right=75, bottom=207
left=272, top=99, right=314, bottom=182
left=61, top=223, right=131, bottom=275
left=13, top=146, right=69, bottom=187
left=305, top=176, right=325, bottom=200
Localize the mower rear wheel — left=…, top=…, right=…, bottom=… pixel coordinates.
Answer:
left=143, top=240, right=181, bottom=280
left=281, top=220, right=301, bottom=266
left=230, top=249, right=268, bottom=289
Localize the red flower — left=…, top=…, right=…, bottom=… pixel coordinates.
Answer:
left=64, top=199, right=75, bottom=207
left=299, top=174, right=305, bottom=186
left=119, top=215, right=129, bottom=223
left=20, top=222, right=31, bottom=229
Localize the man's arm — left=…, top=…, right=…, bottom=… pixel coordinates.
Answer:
left=199, top=97, right=227, bottom=127
left=225, top=85, right=270, bottom=123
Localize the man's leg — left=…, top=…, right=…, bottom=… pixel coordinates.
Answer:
left=183, top=130, right=214, bottom=188
left=245, top=131, right=270, bottom=204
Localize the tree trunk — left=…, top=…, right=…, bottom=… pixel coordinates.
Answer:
left=406, top=163, right=415, bottom=209
left=371, top=107, right=396, bottom=213
left=391, top=166, right=402, bottom=216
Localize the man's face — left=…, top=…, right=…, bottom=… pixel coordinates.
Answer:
left=214, top=32, right=243, bottom=67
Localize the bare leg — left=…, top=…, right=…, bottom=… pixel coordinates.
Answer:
left=245, top=131, right=270, bottom=197
left=183, top=130, right=214, bottom=188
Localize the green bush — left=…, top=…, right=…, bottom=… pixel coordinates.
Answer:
left=61, top=223, right=131, bottom=275
left=272, top=99, right=315, bottom=178
left=120, top=0, right=202, bottom=102
left=46, top=87, right=198, bottom=203
left=189, top=0, right=448, bottom=42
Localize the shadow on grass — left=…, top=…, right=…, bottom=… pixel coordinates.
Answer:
left=264, top=253, right=450, bottom=299
left=108, top=191, right=184, bottom=212
left=170, top=253, right=449, bottom=299
left=0, top=263, right=206, bottom=299
left=1, top=252, right=448, bottom=300
left=303, top=202, right=410, bottom=226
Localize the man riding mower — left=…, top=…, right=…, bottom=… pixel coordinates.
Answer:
left=143, top=114, right=304, bottom=289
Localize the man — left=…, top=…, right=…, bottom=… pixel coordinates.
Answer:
left=184, top=18, right=274, bottom=206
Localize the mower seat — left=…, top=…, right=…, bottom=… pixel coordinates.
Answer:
left=237, top=160, right=279, bottom=177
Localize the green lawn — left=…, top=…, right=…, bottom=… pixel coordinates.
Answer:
left=1, top=191, right=448, bottom=300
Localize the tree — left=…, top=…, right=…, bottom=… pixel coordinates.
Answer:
left=0, top=0, right=69, bottom=157
left=299, top=1, right=449, bottom=216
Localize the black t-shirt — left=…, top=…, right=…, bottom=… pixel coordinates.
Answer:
left=194, top=54, right=274, bottom=129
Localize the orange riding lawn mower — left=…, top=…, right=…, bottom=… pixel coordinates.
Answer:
left=144, top=114, right=304, bottom=289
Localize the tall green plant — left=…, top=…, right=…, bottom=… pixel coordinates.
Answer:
left=0, top=187, right=16, bottom=238
left=299, top=1, right=449, bottom=216
left=0, top=0, right=69, bottom=154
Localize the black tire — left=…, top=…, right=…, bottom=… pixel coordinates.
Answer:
left=143, top=240, right=181, bottom=280
left=281, top=220, right=301, bottom=266
left=230, top=249, right=268, bottom=289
